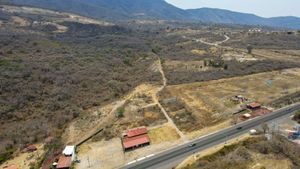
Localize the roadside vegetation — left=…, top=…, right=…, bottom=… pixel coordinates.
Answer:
left=181, top=135, right=300, bottom=169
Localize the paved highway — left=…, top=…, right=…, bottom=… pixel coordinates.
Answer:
left=121, top=103, right=300, bottom=169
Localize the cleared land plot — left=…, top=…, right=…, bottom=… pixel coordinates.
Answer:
left=76, top=124, right=182, bottom=169
left=160, top=68, right=300, bottom=138
left=76, top=138, right=125, bottom=169
left=62, top=84, right=165, bottom=144
left=148, top=125, right=180, bottom=144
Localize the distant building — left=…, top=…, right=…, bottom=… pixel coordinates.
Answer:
left=25, top=145, right=37, bottom=152
left=122, top=127, right=150, bottom=151
left=247, top=102, right=261, bottom=110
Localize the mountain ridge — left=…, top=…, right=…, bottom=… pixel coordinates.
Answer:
left=2, top=0, right=300, bottom=29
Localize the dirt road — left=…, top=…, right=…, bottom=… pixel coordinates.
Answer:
left=198, top=34, right=230, bottom=46
left=153, top=56, right=187, bottom=141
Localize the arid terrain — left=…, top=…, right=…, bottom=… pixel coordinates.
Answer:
left=0, top=4, right=300, bottom=169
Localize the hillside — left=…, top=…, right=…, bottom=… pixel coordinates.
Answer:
left=187, top=8, right=300, bottom=29
left=2, top=0, right=300, bottom=29
left=2, top=0, right=188, bottom=20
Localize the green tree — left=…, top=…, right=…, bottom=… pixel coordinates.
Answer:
left=116, top=107, right=125, bottom=118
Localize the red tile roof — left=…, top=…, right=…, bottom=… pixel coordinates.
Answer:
left=57, top=156, right=72, bottom=169
left=26, top=145, right=37, bottom=152
left=123, top=134, right=150, bottom=149
left=3, top=165, right=18, bottom=169
left=126, top=127, right=147, bottom=137
left=248, top=102, right=261, bottom=108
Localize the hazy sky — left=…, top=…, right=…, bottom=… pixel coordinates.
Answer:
left=165, top=0, right=300, bottom=18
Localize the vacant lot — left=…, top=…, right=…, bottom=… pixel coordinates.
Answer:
left=148, top=124, right=180, bottom=144
left=76, top=124, right=182, bottom=169
left=160, top=68, right=300, bottom=138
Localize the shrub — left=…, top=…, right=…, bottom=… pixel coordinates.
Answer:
left=116, top=107, right=125, bottom=118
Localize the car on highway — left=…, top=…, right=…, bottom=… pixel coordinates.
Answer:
left=236, top=126, right=243, bottom=130
left=188, top=143, right=196, bottom=147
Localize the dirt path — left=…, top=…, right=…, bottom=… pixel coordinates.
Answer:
left=198, top=34, right=230, bottom=46
left=73, top=100, right=126, bottom=146
left=153, top=56, right=188, bottom=141
left=69, top=55, right=187, bottom=146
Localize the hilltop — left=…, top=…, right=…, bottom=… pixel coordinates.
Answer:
left=2, top=0, right=300, bottom=29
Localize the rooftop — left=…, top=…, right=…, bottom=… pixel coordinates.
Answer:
left=62, top=145, right=75, bottom=156
left=3, top=165, right=18, bottom=169
left=248, top=102, right=261, bottom=108
left=57, top=156, right=72, bottom=169
left=126, top=126, right=147, bottom=138
left=123, top=134, right=150, bottom=149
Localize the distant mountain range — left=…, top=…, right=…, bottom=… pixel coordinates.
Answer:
left=3, top=0, right=300, bottom=29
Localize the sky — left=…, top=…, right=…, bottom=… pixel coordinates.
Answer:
left=165, top=0, right=300, bottom=18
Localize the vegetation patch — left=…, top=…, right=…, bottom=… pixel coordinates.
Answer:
left=181, top=135, right=298, bottom=169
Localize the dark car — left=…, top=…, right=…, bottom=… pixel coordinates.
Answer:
left=236, top=126, right=243, bottom=130
left=189, top=143, right=196, bottom=147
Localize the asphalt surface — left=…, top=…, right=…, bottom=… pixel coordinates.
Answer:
left=120, top=103, right=300, bottom=169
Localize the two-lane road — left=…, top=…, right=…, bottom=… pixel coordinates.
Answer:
left=121, top=103, right=300, bottom=169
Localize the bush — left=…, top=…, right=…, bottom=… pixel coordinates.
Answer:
left=293, top=110, right=300, bottom=123
left=116, top=107, right=125, bottom=118
left=0, top=148, right=15, bottom=164
left=6, top=50, right=13, bottom=54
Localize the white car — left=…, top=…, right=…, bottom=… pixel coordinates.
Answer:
left=249, top=129, right=257, bottom=135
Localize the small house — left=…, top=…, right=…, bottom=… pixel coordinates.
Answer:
left=25, top=145, right=37, bottom=152
left=247, top=102, right=261, bottom=110
left=122, top=127, right=150, bottom=151
left=56, top=156, right=72, bottom=169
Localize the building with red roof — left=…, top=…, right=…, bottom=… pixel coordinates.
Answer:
left=123, top=134, right=150, bottom=150
left=247, top=102, right=261, bottom=110
left=126, top=126, right=147, bottom=137
left=3, top=165, right=18, bottom=169
left=56, top=156, right=72, bottom=169
left=25, top=145, right=37, bottom=152
left=122, top=127, right=150, bottom=151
